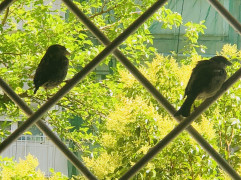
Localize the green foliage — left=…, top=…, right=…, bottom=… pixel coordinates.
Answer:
left=0, top=0, right=181, bottom=152
left=84, top=54, right=235, bottom=179
left=0, top=121, right=11, bottom=138
left=1, top=0, right=241, bottom=179
left=213, top=44, right=241, bottom=172
left=155, top=6, right=182, bottom=29
left=183, top=20, right=207, bottom=56
left=173, top=20, right=207, bottom=65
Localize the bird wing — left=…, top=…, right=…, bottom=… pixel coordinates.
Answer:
left=34, top=53, right=55, bottom=87
left=184, top=60, right=213, bottom=97
left=34, top=53, right=69, bottom=87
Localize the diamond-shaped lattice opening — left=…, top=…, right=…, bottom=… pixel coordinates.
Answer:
left=0, top=0, right=241, bottom=179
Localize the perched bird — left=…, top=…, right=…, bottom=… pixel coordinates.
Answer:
left=175, top=56, right=231, bottom=117
left=33, top=44, right=70, bottom=94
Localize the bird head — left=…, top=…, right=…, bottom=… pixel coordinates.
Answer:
left=210, top=56, right=232, bottom=68
left=47, top=44, right=70, bottom=56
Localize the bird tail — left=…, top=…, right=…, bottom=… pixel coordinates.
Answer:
left=174, top=94, right=197, bottom=117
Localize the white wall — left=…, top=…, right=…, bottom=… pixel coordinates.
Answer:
left=1, top=135, right=68, bottom=177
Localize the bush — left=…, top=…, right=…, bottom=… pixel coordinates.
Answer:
left=0, top=154, right=68, bottom=180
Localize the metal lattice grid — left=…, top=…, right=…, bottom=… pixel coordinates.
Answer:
left=0, top=0, right=241, bottom=179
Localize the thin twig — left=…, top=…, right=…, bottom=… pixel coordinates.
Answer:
left=0, top=52, right=24, bottom=56
left=89, top=4, right=119, bottom=19
left=1, top=7, right=9, bottom=26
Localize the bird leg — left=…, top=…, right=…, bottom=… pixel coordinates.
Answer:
left=193, top=105, right=197, bottom=110
left=63, top=79, right=71, bottom=84
left=45, top=88, right=50, bottom=100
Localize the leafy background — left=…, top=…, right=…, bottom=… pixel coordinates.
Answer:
left=0, top=0, right=241, bottom=179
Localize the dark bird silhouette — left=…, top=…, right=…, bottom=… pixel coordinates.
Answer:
left=33, top=44, right=70, bottom=94
left=175, top=56, right=231, bottom=117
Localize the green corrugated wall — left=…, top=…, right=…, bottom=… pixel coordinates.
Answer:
left=149, top=0, right=241, bottom=56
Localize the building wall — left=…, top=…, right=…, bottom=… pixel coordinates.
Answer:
left=1, top=135, right=68, bottom=177
left=149, top=0, right=241, bottom=56
left=0, top=121, right=68, bottom=177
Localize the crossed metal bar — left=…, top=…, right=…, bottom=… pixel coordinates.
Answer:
left=0, top=0, right=241, bottom=179
left=0, top=0, right=14, bottom=12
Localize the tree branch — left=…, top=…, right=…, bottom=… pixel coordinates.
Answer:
left=0, top=52, right=24, bottom=56
left=1, top=7, right=9, bottom=26
left=89, top=4, right=119, bottom=19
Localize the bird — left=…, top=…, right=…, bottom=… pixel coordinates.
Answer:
left=174, top=56, right=231, bottom=117
left=33, top=44, right=70, bottom=94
